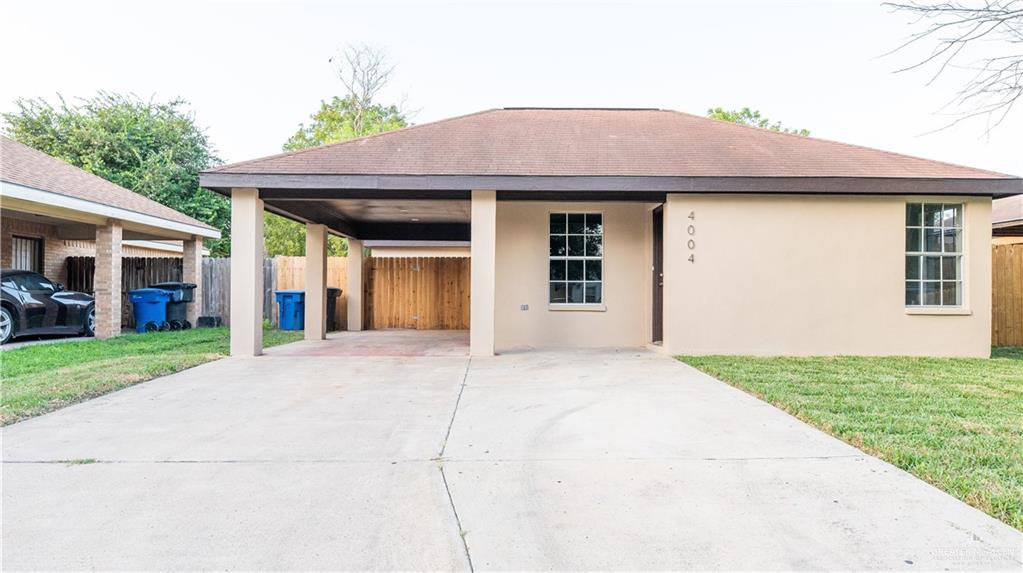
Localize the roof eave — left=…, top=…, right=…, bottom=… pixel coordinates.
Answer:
left=199, top=172, right=1023, bottom=198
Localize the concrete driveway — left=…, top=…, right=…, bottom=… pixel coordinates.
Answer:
left=3, top=331, right=1020, bottom=571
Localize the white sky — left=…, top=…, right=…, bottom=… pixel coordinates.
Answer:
left=2, top=0, right=1020, bottom=175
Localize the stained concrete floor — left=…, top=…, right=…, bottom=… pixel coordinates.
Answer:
left=3, top=331, right=1021, bottom=571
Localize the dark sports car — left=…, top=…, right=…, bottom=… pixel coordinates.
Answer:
left=0, top=269, right=95, bottom=344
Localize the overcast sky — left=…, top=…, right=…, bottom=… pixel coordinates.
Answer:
left=2, top=0, right=1020, bottom=175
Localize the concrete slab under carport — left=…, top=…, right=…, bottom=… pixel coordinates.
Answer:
left=2, top=332, right=1020, bottom=571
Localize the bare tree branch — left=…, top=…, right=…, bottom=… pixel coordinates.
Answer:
left=883, top=0, right=1023, bottom=134
left=328, top=44, right=396, bottom=135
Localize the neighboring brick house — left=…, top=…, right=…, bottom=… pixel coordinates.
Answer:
left=1, top=136, right=220, bottom=338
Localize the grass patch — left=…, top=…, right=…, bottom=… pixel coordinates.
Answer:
left=1, top=327, right=302, bottom=425
left=679, top=348, right=1023, bottom=531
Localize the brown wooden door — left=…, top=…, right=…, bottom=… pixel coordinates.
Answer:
left=652, top=207, right=664, bottom=343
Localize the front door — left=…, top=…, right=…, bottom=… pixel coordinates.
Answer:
left=652, top=206, right=664, bottom=343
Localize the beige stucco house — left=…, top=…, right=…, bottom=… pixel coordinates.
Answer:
left=1, top=136, right=220, bottom=337
left=200, top=108, right=1022, bottom=358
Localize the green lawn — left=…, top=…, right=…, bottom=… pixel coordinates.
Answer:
left=1, top=327, right=302, bottom=425
left=679, top=348, right=1023, bottom=531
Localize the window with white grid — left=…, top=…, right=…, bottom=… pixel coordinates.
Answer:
left=549, top=213, right=602, bottom=304
left=905, top=203, right=963, bottom=307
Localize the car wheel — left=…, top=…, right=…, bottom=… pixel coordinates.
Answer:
left=84, top=307, right=96, bottom=337
left=0, top=307, right=14, bottom=345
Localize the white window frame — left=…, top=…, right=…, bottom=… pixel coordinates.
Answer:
left=905, top=202, right=965, bottom=310
left=548, top=211, right=605, bottom=311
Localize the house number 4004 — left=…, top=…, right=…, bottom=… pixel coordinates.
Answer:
left=687, top=211, right=696, bottom=263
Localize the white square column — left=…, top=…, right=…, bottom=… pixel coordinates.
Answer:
left=304, top=223, right=328, bottom=340
left=347, top=239, right=364, bottom=331
left=230, top=187, right=264, bottom=356
left=470, top=189, right=496, bottom=356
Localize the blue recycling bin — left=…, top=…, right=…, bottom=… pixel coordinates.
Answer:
left=275, top=290, right=305, bottom=331
left=128, top=288, right=173, bottom=333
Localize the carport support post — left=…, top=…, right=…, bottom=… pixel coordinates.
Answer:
left=230, top=187, right=264, bottom=356
left=183, top=236, right=203, bottom=327
left=470, top=189, right=496, bottom=356
left=347, top=239, right=364, bottom=331
left=304, top=223, right=328, bottom=340
left=94, top=219, right=122, bottom=339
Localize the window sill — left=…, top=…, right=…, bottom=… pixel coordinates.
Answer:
left=905, top=307, right=972, bottom=316
left=548, top=303, right=607, bottom=312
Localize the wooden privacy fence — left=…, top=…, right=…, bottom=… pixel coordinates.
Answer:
left=66, top=256, right=182, bottom=328
left=992, top=244, right=1023, bottom=346
left=66, top=255, right=470, bottom=331
left=273, top=256, right=349, bottom=331
left=196, top=256, right=468, bottom=330
left=364, top=257, right=471, bottom=329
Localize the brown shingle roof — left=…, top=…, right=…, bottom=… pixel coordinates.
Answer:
left=993, top=195, right=1023, bottom=225
left=209, top=108, right=1015, bottom=179
left=1, top=136, right=216, bottom=230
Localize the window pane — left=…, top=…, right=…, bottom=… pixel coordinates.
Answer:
left=585, top=283, right=602, bottom=304
left=906, top=256, right=920, bottom=280
left=949, top=204, right=962, bottom=228
left=550, top=235, right=566, bottom=256
left=549, top=282, right=567, bottom=303
left=550, top=213, right=566, bottom=234
left=585, top=235, right=603, bottom=257
left=905, top=281, right=921, bottom=306
left=906, top=204, right=922, bottom=226
left=941, top=205, right=959, bottom=228
left=942, top=281, right=960, bottom=306
left=923, top=256, right=942, bottom=280
left=941, top=256, right=959, bottom=280
left=922, top=281, right=941, bottom=305
left=584, top=214, right=602, bottom=235
left=906, top=228, right=921, bottom=252
left=567, top=260, right=584, bottom=280
left=568, top=214, right=585, bottom=234
left=567, top=282, right=585, bottom=303
left=585, top=260, right=602, bottom=281
left=568, top=235, right=585, bottom=256
left=924, top=228, right=942, bottom=252
left=924, top=204, right=943, bottom=227
left=549, top=260, right=566, bottom=280
left=942, top=229, right=961, bottom=253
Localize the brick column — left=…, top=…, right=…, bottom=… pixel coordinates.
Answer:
left=470, top=189, right=496, bottom=356
left=183, top=236, right=203, bottom=327
left=304, top=224, right=327, bottom=340
left=347, top=239, right=364, bottom=331
left=230, top=188, right=264, bottom=356
left=94, top=220, right=123, bottom=339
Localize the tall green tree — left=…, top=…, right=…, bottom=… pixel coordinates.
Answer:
left=267, top=45, right=409, bottom=257
left=283, top=96, right=406, bottom=152
left=707, top=107, right=810, bottom=136
left=2, top=93, right=231, bottom=255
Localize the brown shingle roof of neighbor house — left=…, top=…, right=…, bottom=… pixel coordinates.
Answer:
left=1, top=136, right=216, bottom=230
left=993, top=195, right=1023, bottom=235
left=208, top=108, right=1018, bottom=181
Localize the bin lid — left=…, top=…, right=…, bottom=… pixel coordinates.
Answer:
left=275, top=289, right=304, bottom=294
left=129, top=288, right=173, bottom=298
left=151, top=281, right=197, bottom=289
left=327, top=287, right=342, bottom=295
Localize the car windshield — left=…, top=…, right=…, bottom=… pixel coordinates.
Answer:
left=12, top=273, right=56, bottom=293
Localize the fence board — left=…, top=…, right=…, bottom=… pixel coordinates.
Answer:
left=993, top=244, right=1023, bottom=346
left=364, top=256, right=470, bottom=330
